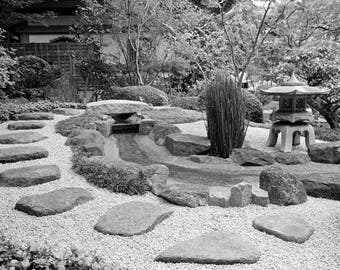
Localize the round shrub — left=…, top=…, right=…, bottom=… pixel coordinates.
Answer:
left=170, top=96, right=204, bottom=111
left=243, top=90, right=263, bottom=123
left=102, top=85, right=169, bottom=106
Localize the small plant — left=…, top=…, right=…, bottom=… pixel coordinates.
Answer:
left=243, top=90, right=263, bottom=123
left=205, top=73, right=247, bottom=158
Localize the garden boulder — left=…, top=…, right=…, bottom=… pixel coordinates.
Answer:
left=165, top=133, right=210, bottom=156
left=65, top=129, right=105, bottom=156
left=94, top=201, right=173, bottom=236
left=298, top=173, right=340, bottom=200
left=260, top=166, right=307, bottom=205
left=151, top=121, right=180, bottom=145
left=230, top=182, right=252, bottom=207
left=273, top=152, right=311, bottom=165
left=155, top=231, right=261, bottom=264
left=253, top=214, right=314, bottom=243
left=308, top=142, right=340, bottom=164
left=231, top=148, right=275, bottom=166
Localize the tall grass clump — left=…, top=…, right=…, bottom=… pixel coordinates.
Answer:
left=205, top=73, right=247, bottom=158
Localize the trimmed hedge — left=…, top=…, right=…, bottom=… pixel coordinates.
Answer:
left=101, top=85, right=169, bottom=106
left=72, top=148, right=150, bottom=195
left=0, top=235, right=115, bottom=270
left=55, top=112, right=103, bottom=137
left=169, top=96, right=204, bottom=111
left=315, top=127, right=340, bottom=142
left=0, top=100, right=85, bottom=124
left=243, top=90, right=263, bottom=123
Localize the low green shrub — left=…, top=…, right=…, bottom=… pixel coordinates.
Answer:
left=0, top=234, right=112, bottom=270
left=101, top=85, right=169, bottom=106
left=314, top=127, right=340, bottom=141
left=55, top=112, right=103, bottom=137
left=0, top=100, right=85, bottom=124
left=243, top=90, right=263, bottom=123
left=72, top=148, right=150, bottom=195
left=169, top=96, right=204, bottom=111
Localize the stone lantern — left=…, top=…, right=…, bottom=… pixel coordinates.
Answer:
left=261, top=73, right=329, bottom=152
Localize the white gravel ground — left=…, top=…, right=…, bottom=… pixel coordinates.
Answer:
left=0, top=115, right=339, bottom=270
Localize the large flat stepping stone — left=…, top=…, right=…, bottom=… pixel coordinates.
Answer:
left=94, top=201, right=173, bottom=236
left=155, top=231, right=261, bottom=264
left=165, top=133, right=210, bottom=156
left=0, top=146, right=48, bottom=163
left=16, top=112, right=54, bottom=120
left=8, top=121, right=45, bottom=130
left=15, top=188, right=94, bottom=216
left=0, top=132, right=47, bottom=144
left=253, top=214, right=314, bottom=243
left=0, top=165, right=61, bottom=187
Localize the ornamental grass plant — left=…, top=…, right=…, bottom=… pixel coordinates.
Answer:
left=205, top=73, right=247, bottom=158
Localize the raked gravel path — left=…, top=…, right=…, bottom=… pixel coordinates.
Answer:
left=0, top=115, right=339, bottom=270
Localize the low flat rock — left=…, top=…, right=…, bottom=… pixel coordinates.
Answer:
left=158, top=183, right=210, bottom=207
left=52, top=108, right=80, bottom=115
left=155, top=231, right=261, bottom=264
left=15, top=188, right=94, bottom=216
left=308, top=141, right=340, bottom=164
left=231, top=148, right=275, bottom=166
left=94, top=201, right=173, bottom=236
left=0, top=146, right=48, bottom=163
left=274, top=152, right=311, bottom=165
left=0, top=132, right=47, bottom=144
left=165, top=133, right=210, bottom=156
left=16, top=112, right=54, bottom=120
left=298, top=173, right=340, bottom=200
left=86, top=100, right=149, bottom=116
left=252, top=187, right=269, bottom=207
left=7, top=121, right=45, bottom=130
left=253, top=214, right=314, bottom=243
left=0, top=165, right=61, bottom=187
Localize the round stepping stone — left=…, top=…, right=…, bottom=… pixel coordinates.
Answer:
left=0, top=132, right=47, bottom=144
left=8, top=122, right=45, bottom=130
left=155, top=231, right=261, bottom=265
left=16, top=112, right=54, bottom=120
left=252, top=214, right=314, bottom=243
left=0, top=146, right=48, bottom=163
left=15, top=188, right=94, bottom=216
left=0, top=165, right=61, bottom=187
left=94, top=201, right=173, bottom=236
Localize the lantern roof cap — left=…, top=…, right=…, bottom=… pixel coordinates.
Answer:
left=261, top=72, right=330, bottom=96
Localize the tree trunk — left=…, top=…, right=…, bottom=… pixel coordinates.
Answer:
left=308, top=98, right=340, bottom=129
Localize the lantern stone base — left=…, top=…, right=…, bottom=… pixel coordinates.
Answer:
left=266, top=122, right=315, bottom=152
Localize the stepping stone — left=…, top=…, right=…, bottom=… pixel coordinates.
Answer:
left=253, top=214, right=314, bottom=243
left=16, top=112, right=54, bottom=121
left=94, top=201, right=173, bottom=236
left=15, top=188, right=94, bottom=216
left=8, top=122, right=45, bottom=130
left=0, top=132, right=47, bottom=144
left=0, top=146, right=48, bottom=163
left=155, top=231, right=261, bottom=264
left=52, top=108, right=80, bottom=115
left=231, top=147, right=275, bottom=166
left=0, top=165, right=61, bottom=187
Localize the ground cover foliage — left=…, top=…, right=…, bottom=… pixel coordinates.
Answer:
left=0, top=234, right=111, bottom=270
left=0, top=100, right=85, bottom=124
